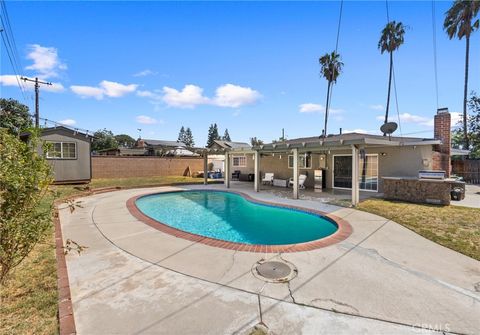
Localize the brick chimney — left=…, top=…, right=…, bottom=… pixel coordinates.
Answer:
left=135, top=138, right=146, bottom=148
left=433, top=108, right=451, bottom=176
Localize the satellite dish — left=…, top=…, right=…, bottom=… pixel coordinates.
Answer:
left=380, top=122, right=398, bottom=137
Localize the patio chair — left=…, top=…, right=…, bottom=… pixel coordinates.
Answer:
left=231, top=170, right=241, bottom=181
left=262, top=173, right=274, bottom=185
left=289, top=174, right=307, bottom=189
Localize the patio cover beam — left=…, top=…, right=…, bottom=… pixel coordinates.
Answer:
left=292, top=148, right=299, bottom=199
left=203, top=152, right=208, bottom=185
left=224, top=151, right=230, bottom=188
left=254, top=150, right=260, bottom=192
left=351, top=145, right=360, bottom=206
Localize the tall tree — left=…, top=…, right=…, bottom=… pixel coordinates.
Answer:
left=378, top=21, right=406, bottom=135
left=223, top=128, right=231, bottom=141
left=206, top=123, right=220, bottom=147
left=453, top=92, right=480, bottom=158
left=319, top=51, right=343, bottom=137
left=177, top=126, right=186, bottom=143
left=184, top=127, right=195, bottom=147
left=0, top=98, right=32, bottom=136
left=114, top=134, right=135, bottom=148
left=92, top=129, right=118, bottom=152
left=444, top=0, right=480, bottom=150
left=250, top=137, right=264, bottom=147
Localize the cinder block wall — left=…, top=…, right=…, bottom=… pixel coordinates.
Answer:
left=92, top=156, right=204, bottom=179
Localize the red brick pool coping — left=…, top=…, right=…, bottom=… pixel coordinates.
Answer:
left=126, top=190, right=352, bottom=253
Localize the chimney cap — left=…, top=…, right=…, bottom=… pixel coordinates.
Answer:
left=437, top=107, right=449, bottom=114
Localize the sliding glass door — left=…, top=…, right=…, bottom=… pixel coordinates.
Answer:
left=333, top=154, right=378, bottom=192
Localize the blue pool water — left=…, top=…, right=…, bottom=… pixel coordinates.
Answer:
left=135, top=191, right=338, bottom=245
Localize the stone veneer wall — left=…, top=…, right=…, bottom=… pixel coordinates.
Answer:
left=383, top=177, right=465, bottom=205
left=92, top=156, right=204, bottom=179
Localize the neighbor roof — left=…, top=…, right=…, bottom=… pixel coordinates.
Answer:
left=212, top=140, right=251, bottom=149
left=143, top=139, right=185, bottom=147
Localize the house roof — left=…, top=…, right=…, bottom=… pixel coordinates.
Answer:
left=451, top=148, right=470, bottom=156
left=245, top=132, right=441, bottom=152
left=212, top=140, right=251, bottom=149
left=21, top=126, right=93, bottom=142
left=142, top=139, right=185, bottom=147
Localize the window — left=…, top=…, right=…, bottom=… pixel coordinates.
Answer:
left=359, top=154, right=378, bottom=191
left=46, top=142, right=77, bottom=159
left=232, top=156, right=246, bottom=167
left=288, top=154, right=312, bottom=169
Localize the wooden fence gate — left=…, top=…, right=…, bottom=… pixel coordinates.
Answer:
left=452, top=160, right=480, bottom=184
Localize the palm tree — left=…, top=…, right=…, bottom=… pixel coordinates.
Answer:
left=319, top=51, right=343, bottom=137
left=378, top=21, right=405, bottom=135
left=444, top=0, right=480, bottom=150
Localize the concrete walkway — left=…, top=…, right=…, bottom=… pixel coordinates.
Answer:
left=59, top=185, right=480, bottom=335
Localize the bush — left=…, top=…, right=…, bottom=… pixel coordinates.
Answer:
left=0, top=129, right=53, bottom=284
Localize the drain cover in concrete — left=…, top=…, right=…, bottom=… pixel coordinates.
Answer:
left=253, top=260, right=297, bottom=282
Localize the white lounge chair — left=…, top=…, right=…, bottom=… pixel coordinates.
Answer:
left=262, top=173, right=274, bottom=185
left=289, top=174, right=307, bottom=189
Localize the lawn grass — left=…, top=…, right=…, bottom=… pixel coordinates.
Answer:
left=358, top=199, right=480, bottom=261
left=0, top=175, right=210, bottom=334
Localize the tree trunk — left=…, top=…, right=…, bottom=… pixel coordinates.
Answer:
left=463, top=36, right=470, bottom=151
left=323, top=81, right=332, bottom=137
left=384, top=51, right=393, bottom=136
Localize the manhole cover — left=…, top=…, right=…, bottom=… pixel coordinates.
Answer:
left=253, top=260, right=297, bottom=283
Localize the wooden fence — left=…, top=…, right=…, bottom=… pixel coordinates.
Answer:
left=452, top=159, right=480, bottom=184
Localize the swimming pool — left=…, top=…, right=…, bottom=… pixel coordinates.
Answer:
left=133, top=190, right=339, bottom=246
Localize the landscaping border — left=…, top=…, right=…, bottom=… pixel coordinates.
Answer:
left=126, top=189, right=353, bottom=253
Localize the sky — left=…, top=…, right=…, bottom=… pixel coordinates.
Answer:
left=1, top=1, right=479, bottom=146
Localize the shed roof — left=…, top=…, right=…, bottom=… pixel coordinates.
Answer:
left=142, top=139, right=185, bottom=147
left=212, top=140, right=251, bottom=149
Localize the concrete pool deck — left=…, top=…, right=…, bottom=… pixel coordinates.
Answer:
left=59, top=185, right=480, bottom=334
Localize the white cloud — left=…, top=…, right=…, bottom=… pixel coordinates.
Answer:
left=159, top=84, right=261, bottom=109
left=100, top=80, right=138, bottom=97
left=451, top=112, right=463, bottom=126
left=58, top=119, right=76, bottom=126
left=136, top=115, right=159, bottom=124
left=343, top=128, right=375, bottom=134
left=162, top=84, right=210, bottom=108
left=25, top=44, right=67, bottom=79
left=369, top=104, right=384, bottom=111
left=0, top=74, right=64, bottom=92
left=136, top=90, right=162, bottom=100
left=133, top=69, right=157, bottom=77
left=70, top=80, right=138, bottom=99
left=70, top=85, right=105, bottom=99
left=212, top=84, right=261, bottom=108
left=377, top=111, right=464, bottom=128
left=299, top=103, right=342, bottom=114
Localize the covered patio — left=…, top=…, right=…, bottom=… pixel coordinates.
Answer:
left=221, top=134, right=439, bottom=206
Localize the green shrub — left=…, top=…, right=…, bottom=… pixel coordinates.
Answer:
left=0, top=129, right=53, bottom=284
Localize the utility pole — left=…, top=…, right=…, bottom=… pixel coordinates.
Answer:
left=20, top=77, right=52, bottom=127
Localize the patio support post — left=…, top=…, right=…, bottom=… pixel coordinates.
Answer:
left=351, top=145, right=359, bottom=206
left=254, top=150, right=260, bottom=192
left=203, top=151, right=208, bottom=185
left=292, top=148, right=299, bottom=199
left=224, top=151, right=230, bottom=188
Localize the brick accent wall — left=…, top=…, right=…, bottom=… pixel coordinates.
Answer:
left=92, top=156, right=204, bottom=179
left=433, top=108, right=451, bottom=176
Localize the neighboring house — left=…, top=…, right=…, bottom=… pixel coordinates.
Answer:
left=22, top=126, right=93, bottom=184
left=135, top=139, right=191, bottom=156
left=95, top=147, right=147, bottom=156
left=227, top=108, right=456, bottom=194
left=207, top=140, right=251, bottom=172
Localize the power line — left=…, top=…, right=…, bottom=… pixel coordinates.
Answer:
left=21, top=77, right=52, bottom=127
left=0, top=0, right=28, bottom=101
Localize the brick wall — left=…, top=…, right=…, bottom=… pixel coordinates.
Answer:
left=433, top=108, right=451, bottom=176
left=92, top=156, right=204, bottom=179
